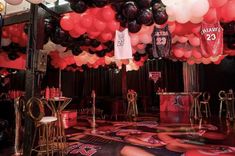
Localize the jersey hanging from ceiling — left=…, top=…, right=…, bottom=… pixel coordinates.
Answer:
left=152, top=25, right=172, bottom=59
left=200, top=22, right=223, bottom=57
left=114, top=28, right=133, bottom=59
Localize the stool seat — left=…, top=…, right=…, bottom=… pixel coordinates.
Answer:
left=40, top=116, right=57, bottom=124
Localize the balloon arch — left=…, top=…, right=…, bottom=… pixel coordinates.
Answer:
left=1, top=0, right=235, bottom=71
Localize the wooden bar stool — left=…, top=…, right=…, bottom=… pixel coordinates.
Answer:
left=42, top=97, right=72, bottom=156
left=226, top=89, right=235, bottom=119
left=27, top=97, right=57, bottom=156
left=200, top=92, right=211, bottom=118
left=190, top=92, right=202, bottom=119
left=127, top=90, right=138, bottom=118
left=218, top=90, right=230, bottom=118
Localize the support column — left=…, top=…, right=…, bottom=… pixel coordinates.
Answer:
left=121, top=65, right=127, bottom=112
left=23, top=4, right=45, bottom=156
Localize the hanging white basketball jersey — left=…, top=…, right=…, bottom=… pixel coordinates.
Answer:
left=114, top=28, right=133, bottom=59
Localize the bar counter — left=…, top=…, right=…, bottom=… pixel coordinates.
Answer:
left=157, top=92, right=192, bottom=112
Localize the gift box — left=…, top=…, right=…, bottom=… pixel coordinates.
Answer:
left=61, top=110, right=77, bottom=129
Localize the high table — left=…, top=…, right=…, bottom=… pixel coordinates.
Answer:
left=157, top=92, right=192, bottom=112
left=42, top=97, right=72, bottom=155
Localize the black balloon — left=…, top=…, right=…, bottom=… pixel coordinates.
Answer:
left=122, top=1, right=138, bottom=19
left=111, top=2, right=123, bottom=12
left=134, top=53, right=141, bottom=61
left=153, top=10, right=168, bottom=25
left=115, top=13, right=126, bottom=23
left=70, top=0, right=88, bottom=13
left=104, top=41, right=114, bottom=52
left=81, top=64, right=88, bottom=70
left=116, top=13, right=127, bottom=27
left=92, top=0, right=108, bottom=8
left=145, top=19, right=154, bottom=26
left=128, top=20, right=142, bottom=33
left=145, top=44, right=154, bottom=60
left=84, top=37, right=92, bottom=46
left=104, top=40, right=113, bottom=47
left=24, top=23, right=30, bottom=34
left=8, top=53, right=19, bottom=61
left=9, top=43, right=21, bottom=53
left=88, top=49, right=96, bottom=54
left=137, top=0, right=151, bottom=8
left=145, top=44, right=153, bottom=54
left=62, top=36, right=75, bottom=48
left=96, top=50, right=106, bottom=57
left=72, top=47, right=82, bottom=56
left=85, top=0, right=94, bottom=7
left=91, top=39, right=101, bottom=48
left=76, top=35, right=86, bottom=46
left=137, top=9, right=153, bottom=25
left=152, top=2, right=162, bottom=12
left=50, top=26, right=68, bottom=44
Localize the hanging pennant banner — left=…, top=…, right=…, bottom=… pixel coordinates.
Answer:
left=149, top=71, right=161, bottom=83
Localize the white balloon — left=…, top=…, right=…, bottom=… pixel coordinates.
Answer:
left=161, top=0, right=177, bottom=6
left=191, top=0, right=209, bottom=17
left=26, top=0, right=44, bottom=4
left=175, top=4, right=191, bottom=23
left=190, top=16, right=203, bottom=24
left=1, top=38, right=11, bottom=46
left=45, top=0, right=57, bottom=3
left=55, top=44, right=67, bottom=53
left=166, top=5, right=177, bottom=21
left=5, top=0, right=23, bottom=5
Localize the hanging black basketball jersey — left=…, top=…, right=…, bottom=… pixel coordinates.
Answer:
left=152, top=25, right=172, bottom=59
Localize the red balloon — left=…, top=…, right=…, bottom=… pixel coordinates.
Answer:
left=69, top=29, right=81, bottom=38
left=2, top=31, right=9, bottom=38
left=60, top=15, right=74, bottom=31
left=11, top=28, right=21, bottom=37
left=93, top=18, right=106, bottom=32
left=174, top=22, right=201, bottom=36
left=88, top=7, right=100, bottom=15
left=187, top=59, right=195, bottom=65
left=72, top=13, right=81, bottom=25
left=11, top=36, right=20, bottom=43
left=95, top=45, right=104, bottom=51
left=81, top=14, right=93, bottom=28
left=209, top=0, right=227, bottom=8
left=203, top=8, right=218, bottom=24
left=74, top=26, right=86, bottom=35
left=174, top=48, right=184, bottom=58
left=101, top=6, right=115, bottom=22
left=192, top=48, right=202, bottom=59
left=100, top=32, right=113, bottom=42
left=108, top=20, right=120, bottom=32
left=88, top=31, right=101, bottom=39
left=221, top=1, right=235, bottom=21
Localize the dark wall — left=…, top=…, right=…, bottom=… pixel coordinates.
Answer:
left=199, top=56, right=235, bottom=113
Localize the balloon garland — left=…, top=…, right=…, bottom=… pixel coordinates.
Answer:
left=2, top=0, right=235, bottom=70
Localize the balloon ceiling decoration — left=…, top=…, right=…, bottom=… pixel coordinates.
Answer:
left=0, top=23, right=27, bottom=61
left=2, top=0, right=235, bottom=71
